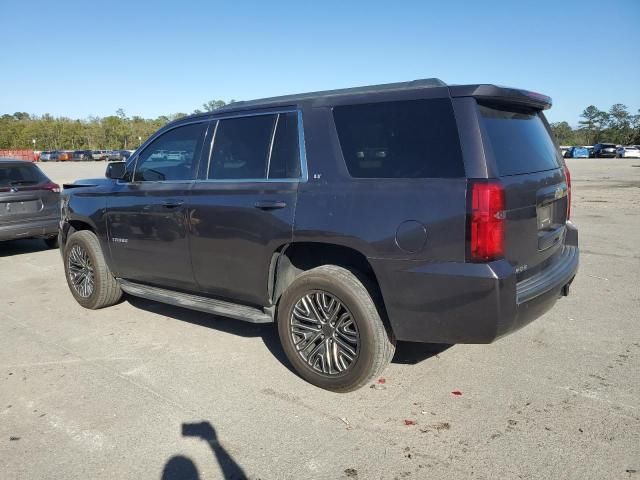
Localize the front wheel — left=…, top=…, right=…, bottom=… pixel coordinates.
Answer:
left=277, top=265, right=395, bottom=392
left=63, top=230, right=122, bottom=309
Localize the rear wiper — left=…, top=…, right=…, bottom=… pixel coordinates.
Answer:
left=9, top=180, right=39, bottom=186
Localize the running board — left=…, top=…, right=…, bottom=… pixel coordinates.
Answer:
left=118, top=279, right=273, bottom=324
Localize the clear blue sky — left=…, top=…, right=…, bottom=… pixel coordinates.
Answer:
left=1, top=0, right=638, bottom=125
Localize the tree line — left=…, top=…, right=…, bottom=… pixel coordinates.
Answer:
left=550, top=104, right=640, bottom=146
left=0, top=100, right=235, bottom=151
left=1, top=100, right=639, bottom=151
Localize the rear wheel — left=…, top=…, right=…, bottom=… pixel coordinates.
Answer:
left=63, top=230, right=122, bottom=309
left=277, top=265, right=395, bottom=392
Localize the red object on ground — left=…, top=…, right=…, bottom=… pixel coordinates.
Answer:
left=451, top=390, right=463, bottom=396
left=0, top=150, right=36, bottom=162
left=377, top=378, right=386, bottom=384
left=404, top=420, right=416, bottom=426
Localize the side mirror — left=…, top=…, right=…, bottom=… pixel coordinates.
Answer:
left=105, top=161, right=126, bottom=180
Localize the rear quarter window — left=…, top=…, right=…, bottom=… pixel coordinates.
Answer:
left=478, top=104, right=561, bottom=176
left=333, top=98, right=465, bottom=178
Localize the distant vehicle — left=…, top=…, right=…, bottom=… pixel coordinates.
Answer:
left=564, top=147, right=590, bottom=158
left=91, top=150, right=110, bottom=161
left=592, top=143, right=617, bottom=158
left=616, top=146, right=640, bottom=158
left=559, top=146, right=571, bottom=157
left=72, top=150, right=93, bottom=161
left=0, top=159, right=60, bottom=247
left=166, top=150, right=187, bottom=161
left=40, top=150, right=60, bottom=162
left=58, top=151, right=73, bottom=162
left=107, top=150, right=133, bottom=162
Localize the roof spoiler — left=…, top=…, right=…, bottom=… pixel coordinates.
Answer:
left=449, top=84, right=552, bottom=110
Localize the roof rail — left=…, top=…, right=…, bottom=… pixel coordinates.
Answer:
left=214, top=78, right=447, bottom=112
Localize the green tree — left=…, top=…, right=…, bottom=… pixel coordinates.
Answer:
left=550, top=121, right=575, bottom=145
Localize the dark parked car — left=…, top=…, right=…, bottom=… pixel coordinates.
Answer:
left=73, top=150, right=94, bottom=161
left=59, top=79, right=579, bottom=392
left=0, top=159, right=60, bottom=247
left=564, top=146, right=590, bottom=158
left=107, top=150, right=133, bottom=161
left=592, top=143, right=617, bottom=158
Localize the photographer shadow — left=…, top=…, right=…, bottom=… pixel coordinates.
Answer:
left=162, top=421, right=247, bottom=480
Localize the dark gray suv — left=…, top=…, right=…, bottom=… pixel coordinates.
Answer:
left=59, top=79, right=579, bottom=392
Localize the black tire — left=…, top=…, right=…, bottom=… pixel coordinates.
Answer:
left=277, top=265, right=395, bottom=392
left=44, top=235, right=59, bottom=249
left=63, top=230, right=122, bottom=309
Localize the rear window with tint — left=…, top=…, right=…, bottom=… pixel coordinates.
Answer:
left=333, top=98, right=465, bottom=178
left=478, top=104, right=560, bottom=176
left=0, top=164, right=47, bottom=187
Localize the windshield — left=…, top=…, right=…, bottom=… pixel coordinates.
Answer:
left=478, top=104, right=561, bottom=176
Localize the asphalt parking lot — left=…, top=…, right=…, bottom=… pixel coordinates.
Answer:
left=1, top=159, right=639, bottom=480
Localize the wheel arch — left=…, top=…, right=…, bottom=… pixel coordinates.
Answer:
left=269, top=241, right=392, bottom=334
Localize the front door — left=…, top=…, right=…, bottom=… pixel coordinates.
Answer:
left=189, top=110, right=305, bottom=306
left=106, top=121, right=209, bottom=291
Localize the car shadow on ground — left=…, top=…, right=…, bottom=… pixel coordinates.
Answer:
left=162, top=421, right=247, bottom=480
left=127, top=296, right=452, bottom=373
left=0, top=238, right=52, bottom=257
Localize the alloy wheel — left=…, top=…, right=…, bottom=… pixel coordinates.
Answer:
left=289, top=291, right=360, bottom=375
left=67, top=244, right=95, bottom=298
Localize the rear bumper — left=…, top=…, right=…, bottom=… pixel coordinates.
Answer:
left=0, top=217, right=59, bottom=241
left=370, top=222, right=579, bottom=344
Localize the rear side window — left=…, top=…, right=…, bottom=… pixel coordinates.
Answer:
left=0, top=164, right=47, bottom=187
left=210, top=115, right=275, bottom=180
left=478, top=104, right=560, bottom=176
left=333, top=98, right=465, bottom=178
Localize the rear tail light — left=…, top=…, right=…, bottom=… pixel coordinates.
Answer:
left=42, top=181, right=61, bottom=193
left=564, top=164, right=571, bottom=220
left=468, top=180, right=505, bottom=262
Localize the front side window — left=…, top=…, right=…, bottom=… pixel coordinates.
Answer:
left=333, top=98, right=465, bottom=178
left=134, top=122, right=207, bottom=181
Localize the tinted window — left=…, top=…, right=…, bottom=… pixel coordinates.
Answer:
left=478, top=104, right=560, bottom=176
left=0, top=164, right=47, bottom=187
left=333, top=98, right=464, bottom=178
left=268, top=112, right=301, bottom=179
left=134, top=122, right=206, bottom=181
left=209, top=115, right=275, bottom=179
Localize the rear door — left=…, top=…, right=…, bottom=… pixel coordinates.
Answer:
left=189, top=110, right=303, bottom=307
left=0, top=163, right=58, bottom=228
left=476, top=103, right=569, bottom=281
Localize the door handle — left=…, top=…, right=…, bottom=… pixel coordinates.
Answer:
left=254, top=200, right=287, bottom=210
left=162, top=199, right=184, bottom=208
